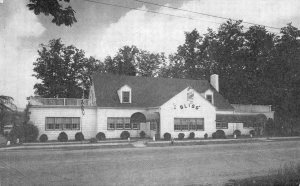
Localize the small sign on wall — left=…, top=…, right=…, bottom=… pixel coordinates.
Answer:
left=173, top=103, right=200, bottom=110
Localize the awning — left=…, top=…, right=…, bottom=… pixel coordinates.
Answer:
left=130, top=111, right=160, bottom=123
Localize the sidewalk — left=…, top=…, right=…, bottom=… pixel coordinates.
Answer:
left=1, top=136, right=300, bottom=151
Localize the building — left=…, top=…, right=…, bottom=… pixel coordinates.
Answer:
left=28, top=73, right=274, bottom=140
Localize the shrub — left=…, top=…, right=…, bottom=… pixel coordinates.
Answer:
left=139, top=131, right=146, bottom=139
left=120, top=131, right=130, bottom=139
left=8, top=125, right=24, bottom=144
left=212, top=130, right=226, bottom=139
left=189, top=132, right=195, bottom=139
left=163, top=133, right=171, bottom=140
left=39, top=134, right=48, bottom=142
left=89, top=138, right=98, bottom=143
left=75, top=132, right=84, bottom=141
left=96, top=132, right=106, bottom=141
left=58, top=132, right=68, bottom=142
left=250, top=130, right=255, bottom=136
left=23, top=123, right=39, bottom=142
left=178, top=133, right=185, bottom=140
left=233, top=130, right=241, bottom=137
left=204, top=133, right=208, bottom=139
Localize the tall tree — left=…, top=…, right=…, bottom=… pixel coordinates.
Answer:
left=135, top=50, right=165, bottom=77
left=27, top=0, right=76, bottom=26
left=33, top=39, right=103, bottom=98
left=104, top=46, right=138, bottom=76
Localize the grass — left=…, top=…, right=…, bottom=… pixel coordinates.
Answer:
left=146, top=139, right=261, bottom=147
left=225, top=162, right=300, bottom=186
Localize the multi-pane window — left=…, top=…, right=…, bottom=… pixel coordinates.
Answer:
left=206, top=94, right=213, bottom=103
left=45, top=117, right=80, bottom=131
left=216, top=121, right=228, bottom=129
left=107, top=117, right=139, bottom=130
left=132, top=123, right=140, bottom=130
left=174, top=118, right=204, bottom=131
left=122, top=91, right=130, bottom=103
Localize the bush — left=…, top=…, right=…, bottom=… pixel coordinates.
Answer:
left=204, top=133, right=208, bottom=139
left=89, top=138, right=98, bottom=143
left=39, top=134, right=48, bottom=142
left=189, top=132, right=195, bottom=139
left=58, top=132, right=68, bottom=142
left=96, top=132, right=106, bottom=140
left=75, top=132, right=84, bottom=141
left=163, top=133, right=171, bottom=140
left=178, top=133, right=185, bottom=140
left=212, top=130, right=226, bottom=139
left=139, top=131, right=146, bottom=139
left=120, top=131, right=130, bottom=139
left=8, top=125, right=24, bottom=144
left=23, top=123, right=39, bottom=142
left=233, top=130, right=241, bottom=137
left=250, top=130, right=255, bottom=136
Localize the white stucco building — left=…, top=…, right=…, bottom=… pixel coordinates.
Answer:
left=28, top=73, right=274, bottom=140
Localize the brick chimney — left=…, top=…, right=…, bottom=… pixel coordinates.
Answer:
left=210, top=74, right=219, bottom=92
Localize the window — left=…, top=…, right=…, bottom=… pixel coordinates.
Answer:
left=174, top=118, right=204, bottom=131
left=122, top=91, right=130, bottom=103
left=132, top=123, right=140, bottom=130
left=206, top=94, right=213, bottom=103
left=45, top=117, right=80, bottom=131
left=107, top=117, right=136, bottom=130
left=124, top=118, right=131, bottom=129
left=216, top=121, right=228, bottom=129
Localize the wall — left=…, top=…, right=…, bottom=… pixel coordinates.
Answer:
left=29, top=106, right=97, bottom=141
left=222, top=123, right=254, bottom=136
left=96, top=108, right=153, bottom=138
left=160, top=88, right=216, bottom=139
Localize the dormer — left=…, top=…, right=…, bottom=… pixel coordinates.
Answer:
left=117, top=85, right=132, bottom=103
left=204, top=89, right=214, bottom=104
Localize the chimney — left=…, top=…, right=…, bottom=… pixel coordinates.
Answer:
left=210, top=74, right=219, bottom=92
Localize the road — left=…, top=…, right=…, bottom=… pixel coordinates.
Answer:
left=0, top=140, right=299, bottom=186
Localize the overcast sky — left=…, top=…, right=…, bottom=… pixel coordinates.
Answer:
left=1, top=0, right=300, bottom=108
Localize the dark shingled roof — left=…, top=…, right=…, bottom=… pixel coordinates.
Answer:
left=92, top=73, right=234, bottom=110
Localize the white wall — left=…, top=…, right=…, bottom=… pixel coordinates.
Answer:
left=97, top=108, right=148, bottom=138
left=160, top=88, right=216, bottom=139
left=222, top=123, right=254, bottom=136
left=29, top=106, right=97, bottom=141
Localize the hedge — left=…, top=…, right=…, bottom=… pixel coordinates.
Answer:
left=39, top=134, right=48, bottom=142
left=96, top=132, right=106, bottom=140
left=58, top=132, right=68, bottom=142
left=75, top=132, right=84, bottom=141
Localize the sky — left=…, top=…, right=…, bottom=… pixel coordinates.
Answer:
left=1, top=0, right=300, bottom=109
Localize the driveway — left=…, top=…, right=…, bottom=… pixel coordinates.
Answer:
left=0, top=140, right=299, bottom=186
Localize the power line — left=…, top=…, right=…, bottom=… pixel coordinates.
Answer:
left=83, top=0, right=224, bottom=25
left=83, top=0, right=280, bottom=34
left=130, top=0, right=281, bottom=30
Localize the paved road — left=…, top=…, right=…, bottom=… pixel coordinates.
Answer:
left=0, top=140, right=299, bottom=186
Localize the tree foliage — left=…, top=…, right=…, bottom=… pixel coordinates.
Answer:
left=0, top=96, right=16, bottom=134
left=33, top=39, right=103, bottom=98
left=27, top=0, right=77, bottom=26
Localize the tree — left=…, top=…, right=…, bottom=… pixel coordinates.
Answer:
left=104, top=45, right=165, bottom=77
left=27, top=0, right=77, bottom=26
left=135, top=50, right=165, bottom=77
left=0, top=96, right=16, bottom=134
left=33, top=39, right=103, bottom=98
left=104, top=46, right=138, bottom=76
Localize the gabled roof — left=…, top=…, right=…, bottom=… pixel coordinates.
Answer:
left=92, top=73, right=234, bottom=110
